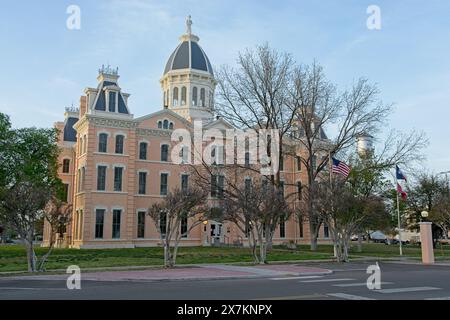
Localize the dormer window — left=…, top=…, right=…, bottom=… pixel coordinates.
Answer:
left=108, top=91, right=117, bottom=112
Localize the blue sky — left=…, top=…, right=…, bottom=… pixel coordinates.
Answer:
left=0, top=0, right=449, bottom=173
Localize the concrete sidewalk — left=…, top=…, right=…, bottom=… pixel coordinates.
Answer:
left=0, top=264, right=332, bottom=282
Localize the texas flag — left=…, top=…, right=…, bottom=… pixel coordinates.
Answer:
left=397, top=183, right=407, bottom=201
left=396, top=165, right=407, bottom=181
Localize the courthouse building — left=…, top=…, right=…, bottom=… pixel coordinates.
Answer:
left=44, top=18, right=331, bottom=248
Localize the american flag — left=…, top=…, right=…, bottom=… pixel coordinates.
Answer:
left=332, top=157, right=351, bottom=177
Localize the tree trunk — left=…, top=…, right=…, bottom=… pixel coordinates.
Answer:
left=357, top=232, right=363, bottom=253
left=309, top=220, right=318, bottom=251
left=25, top=239, right=36, bottom=272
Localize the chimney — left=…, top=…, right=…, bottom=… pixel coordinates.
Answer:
left=79, top=96, right=87, bottom=117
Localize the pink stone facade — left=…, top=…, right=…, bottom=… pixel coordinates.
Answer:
left=43, top=26, right=332, bottom=249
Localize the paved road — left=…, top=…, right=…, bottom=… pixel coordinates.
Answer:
left=1, top=261, right=449, bottom=300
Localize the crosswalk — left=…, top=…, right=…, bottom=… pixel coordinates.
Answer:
left=269, top=274, right=446, bottom=300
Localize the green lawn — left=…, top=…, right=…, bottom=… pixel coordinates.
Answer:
left=1, top=242, right=449, bottom=273
left=0, top=245, right=332, bottom=272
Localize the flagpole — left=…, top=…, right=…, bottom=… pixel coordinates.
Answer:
left=329, top=152, right=337, bottom=258
left=395, top=170, right=403, bottom=256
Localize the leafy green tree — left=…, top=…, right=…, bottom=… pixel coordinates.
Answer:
left=0, top=112, right=63, bottom=272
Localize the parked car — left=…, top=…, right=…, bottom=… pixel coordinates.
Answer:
left=351, top=235, right=367, bottom=241
left=385, top=238, right=410, bottom=245
left=369, top=231, right=387, bottom=243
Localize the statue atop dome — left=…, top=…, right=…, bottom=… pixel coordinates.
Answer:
left=186, top=15, right=192, bottom=35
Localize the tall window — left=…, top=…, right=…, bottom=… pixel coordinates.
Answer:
left=296, top=156, right=302, bottom=171
left=108, top=92, right=116, bottom=112
left=173, top=87, right=179, bottom=106
left=280, top=216, right=286, bottom=238
left=163, top=120, right=169, bottom=129
left=137, top=211, right=145, bottom=238
left=169, top=122, right=173, bottom=130
left=299, top=217, right=303, bottom=238
left=297, top=181, right=303, bottom=200
left=114, top=167, right=123, bottom=192
left=63, top=183, right=69, bottom=202
left=245, top=178, right=252, bottom=194
left=192, top=87, right=198, bottom=106
left=181, top=86, right=187, bottom=105
left=279, top=155, right=284, bottom=171
left=211, top=175, right=224, bottom=198
left=112, top=209, right=121, bottom=239
left=161, top=144, right=169, bottom=162
left=324, top=223, right=330, bottom=238
left=97, top=166, right=107, bottom=191
left=200, top=88, right=205, bottom=107
left=95, top=209, right=105, bottom=239
left=279, top=181, right=285, bottom=197
left=245, top=152, right=250, bottom=167
left=181, top=213, right=188, bottom=238
left=157, top=121, right=162, bottom=129
left=139, top=142, right=147, bottom=160
left=160, top=211, right=167, bottom=238
left=160, top=173, right=168, bottom=195
left=115, top=135, right=124, bottom=154
left=299, top=217, right=304, bottom=238
left=98, top=133, right=108, bottom=153
left=138, top=172, right=147, bottom=195
left=62, top=159, right=70, bottom=173
left=311, top=155, right=317, bottom=172
left=181, top=174, right=189, bottom=192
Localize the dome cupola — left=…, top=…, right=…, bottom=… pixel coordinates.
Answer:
left=160, top=16, right=216, bottom=122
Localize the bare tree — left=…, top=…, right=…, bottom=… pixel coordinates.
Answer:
left=217, top=178, right=294, bottom=264
left=38, top=196, right=72, bottom=271
left=431, top=193, right=450, bottom=239
left=147, top=186, right=209, bottom=268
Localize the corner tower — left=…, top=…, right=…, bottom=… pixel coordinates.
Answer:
left=160, top=16, right=216, bottom=122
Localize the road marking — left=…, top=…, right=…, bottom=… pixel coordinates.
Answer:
left=425, top=297, right=450, bottom=300
left=270, top=276, right=323, bottom=281
left=333, top=282, right=393, bottom=287
left=0, top=287, right=66, bottom=290
left=374, top=287, right=441, bottom=294
left=301, top=278, right=355, bottom=283
left=257, top=293, right=328, bottom=300
left=327, top=293, right=375, bottom=300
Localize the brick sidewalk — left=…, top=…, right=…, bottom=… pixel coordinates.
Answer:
left=0, top=264, right=332, bottom=282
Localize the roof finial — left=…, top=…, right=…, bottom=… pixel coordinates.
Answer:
left=186, top=15, right=192, bottom=35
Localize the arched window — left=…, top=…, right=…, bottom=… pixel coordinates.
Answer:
left=173, top=87, right=179, bottom=106
left=192, top=87, right=198, bottom=106
left=139, top=142, right=147, bottom=160
left=169, top=122, right=174, bottom=130
left=115, top=135, right=124, bottom=154
left=200, top=88, right=205, bottom=107
left=157, top=121, right=162, bottom=129
left=161, top=144, right=169, bottom=162
left=163, top=120, right=169, bottom=129
left=98, top=133, right=108, bottom=152
left=209, top=91, right=214, bottom=108
left=181, top=86, right=187, bottom=106
left=62, top=159, right=70, bottom=173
